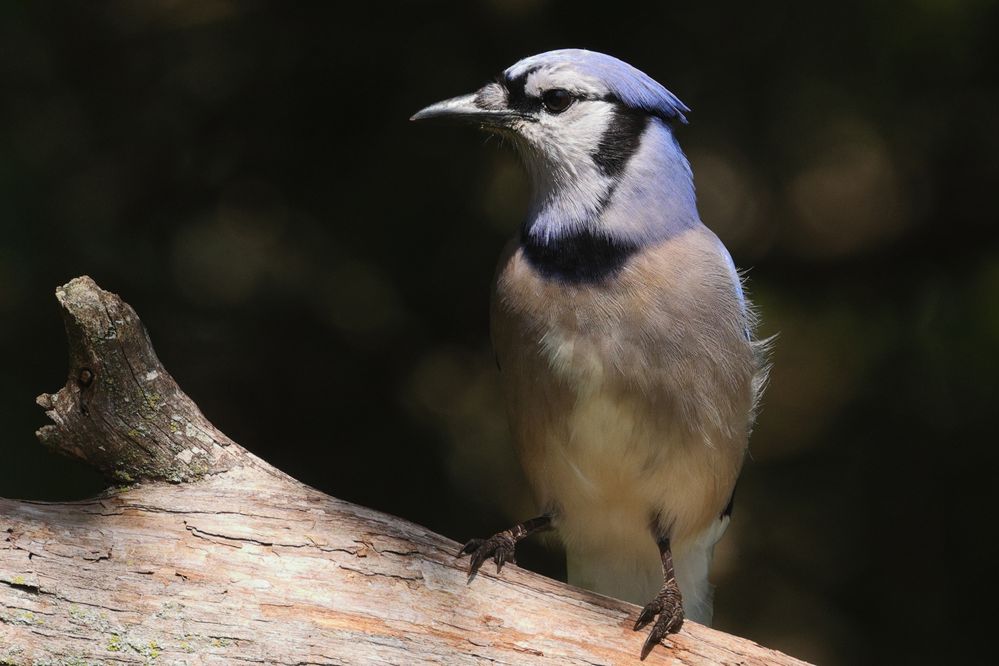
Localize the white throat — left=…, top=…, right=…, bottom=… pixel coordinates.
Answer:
left=517, top=116, right=700, bottom=246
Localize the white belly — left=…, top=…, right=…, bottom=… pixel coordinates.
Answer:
left=535, top=329, right=721, bottom=544
left=529, top=333, right=729, bottom=621
left=544, top=392, right=709, bottom=536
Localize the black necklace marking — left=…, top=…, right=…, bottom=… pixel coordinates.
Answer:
left=520, top=228, right=639, bottom=284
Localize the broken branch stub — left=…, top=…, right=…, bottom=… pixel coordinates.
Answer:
left=34, top=276, right=246, bottom=484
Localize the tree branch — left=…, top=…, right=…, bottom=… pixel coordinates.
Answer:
left=1, top=277, right=809, bottom=665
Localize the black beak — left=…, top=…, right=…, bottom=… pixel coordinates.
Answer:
left=411, top=86, right=523, bottom=126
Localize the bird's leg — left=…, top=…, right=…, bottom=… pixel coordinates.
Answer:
left=457, top=515, right=552, bottom=578
left=634, top=536, right=684, bottom=660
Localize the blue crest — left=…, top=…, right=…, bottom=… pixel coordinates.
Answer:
left=504, top=49, right=689, bottom=124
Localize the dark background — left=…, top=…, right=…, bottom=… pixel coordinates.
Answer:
left=2, top=2, right=997, bottom=663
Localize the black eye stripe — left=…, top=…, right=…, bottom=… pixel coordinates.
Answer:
left=501, top=71, right=620, bottom=115
left=503, top=68, right=542, bottom=113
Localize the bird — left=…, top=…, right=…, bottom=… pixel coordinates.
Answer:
left=412, top=49, right=769, bottom=660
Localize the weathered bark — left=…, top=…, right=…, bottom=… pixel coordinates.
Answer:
left=0, top=277, right=808, bottom=665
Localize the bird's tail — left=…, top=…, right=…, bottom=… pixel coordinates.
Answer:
left=671, top=519, right=729, bottom=625
left=565, top=518, right=728, bottom=626
left=566, top=542, right=664, bottom=609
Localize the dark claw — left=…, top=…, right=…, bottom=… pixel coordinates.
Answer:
left=470, top=548, right=489, bottom=576
left=457, top=538, right=484, bottom=557
left=457, top=531, right=517, bottom=577
left=494, top=547, right=506, bottom=571
left=633, top=602, right=658, bottom=631
left=640, top=624, right=665, bottom=661
left=640, top=629, right=659, bottom=661
left=639, top=608, right=683, bottom=660
left=635, top=580, right=684, bottom=660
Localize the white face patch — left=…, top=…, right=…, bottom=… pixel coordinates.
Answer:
left=501, top=68, right=620, bottom=238
left=511, top=100, right=617, bottom=240
left=494, top=52, right=695, bottom=245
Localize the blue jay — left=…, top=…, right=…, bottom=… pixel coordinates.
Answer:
left=413, top=49, right=767, bottom=659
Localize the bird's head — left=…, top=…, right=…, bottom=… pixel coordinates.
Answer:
left=413, top=49, right=695, bottom=243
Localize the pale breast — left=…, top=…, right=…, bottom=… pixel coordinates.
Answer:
left=490, top=224, right=756, bottom=544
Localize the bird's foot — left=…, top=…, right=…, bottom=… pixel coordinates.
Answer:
left=457, top=530, right=518, bottom=577
left=457, top=515, right=552, bottom=579
left=634, top=577, right=684, bottom=660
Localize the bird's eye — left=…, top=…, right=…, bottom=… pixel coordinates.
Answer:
left=541, top=89, right=573, bottom=113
